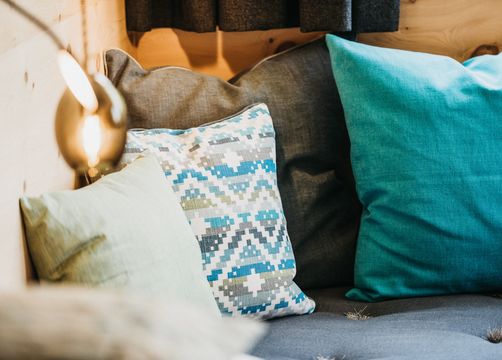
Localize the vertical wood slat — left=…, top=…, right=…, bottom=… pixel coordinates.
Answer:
left=359, top=0, right=502, bottom=62
left=0, top=0, right=133, bottom=290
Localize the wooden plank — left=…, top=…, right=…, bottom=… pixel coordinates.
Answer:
left=0, top=0, right=133, bottom=290
left=0, top=1, right=93, bottom=56
left=359, top=0, right=502, bottom=61
left=136, top=28, right=323, bottom=80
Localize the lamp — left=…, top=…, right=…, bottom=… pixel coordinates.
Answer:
left=3, top=0, right=127, bottom=179
left=55, top=51, right=127, bottom=178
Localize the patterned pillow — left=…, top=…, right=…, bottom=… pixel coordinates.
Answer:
left=107, top=42, right=361, bottom=291
left=122, top=103, right=315, bottom=319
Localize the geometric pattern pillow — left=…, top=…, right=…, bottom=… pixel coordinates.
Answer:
left=106, top=42, right=362, bottom=291
left=122, top=103, right=315, bottom=319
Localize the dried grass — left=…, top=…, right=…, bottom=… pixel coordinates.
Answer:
left=344, top=306, right=371, bottom=321
left=486, top=328, right=502, bottom=343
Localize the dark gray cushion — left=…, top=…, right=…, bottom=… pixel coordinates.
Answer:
left=105, top=38, right=361, bottom=289
left=252, top=287, right=502, bottom=360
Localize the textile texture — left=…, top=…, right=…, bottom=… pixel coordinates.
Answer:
left=252, top=287, right=502, bottom=360
left=326, top=34, right=502, bottom=302
left=122, top=104, right=315, bottom=319
left=0, top=287, right=264, bottom=360
left=105, top=39, right=361, bottom=291
left=126, top=0, right=216, bottom=32
left=20, top=156, right=220, bottom=316
left=125, top=0, right=399, bottom=33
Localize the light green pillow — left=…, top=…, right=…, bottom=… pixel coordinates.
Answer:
left=20, top=156, right=219, bottom=316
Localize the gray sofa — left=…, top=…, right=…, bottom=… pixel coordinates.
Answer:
left=105, top=38, right=502, bottom=360
left=253, top=289, right=502, bottom=359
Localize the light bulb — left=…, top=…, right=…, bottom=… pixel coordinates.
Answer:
left=81, top=115, right=102, bottom=168
left=55, top=53, right=127, bottom=178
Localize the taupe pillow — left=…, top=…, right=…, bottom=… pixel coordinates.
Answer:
left=105, top=38, right=361, bottom=289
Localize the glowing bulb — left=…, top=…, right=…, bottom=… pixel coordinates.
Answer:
left=55, top=57, right=127, bottom=177
left=82, top=115, right=102, bottom=168
left=57, top=50, right=98, bottom=113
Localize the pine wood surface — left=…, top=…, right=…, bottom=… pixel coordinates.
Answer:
left=0, top=0, right=500, bottom=289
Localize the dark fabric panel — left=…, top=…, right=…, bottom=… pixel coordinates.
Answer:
left=105, top=38, right=361, bottom=289
left=353, top=0, right=400, bottom=32
left=171, top=0, right=217, bottom=32
left=125, top=0, right=399, bottom=33
left=219, top=0, right=299, bottom=31
left=150, top=0, right=171, bottom=28
left=126, top=0, right=217, bottom=33
left=299, top=0, right=352, bottom=32
left=252, top=288, right=502, bottom=360
left=125, top=0, right=152, bottom=32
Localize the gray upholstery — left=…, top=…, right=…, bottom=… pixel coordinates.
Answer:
left=105, top=38, right=361, bottom=290
left=252, top=288, right=502, bottom=360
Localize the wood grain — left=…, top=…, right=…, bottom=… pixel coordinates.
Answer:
left=0, top=0, right=133, bottom=290
left=1, top=0, right=501, bottom=290
left=135, top=28, right=323, bottom=80
left=359, top=0, right=502, bottom=62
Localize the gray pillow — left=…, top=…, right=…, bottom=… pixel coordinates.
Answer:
left=105, top=38, right=361, bottom=289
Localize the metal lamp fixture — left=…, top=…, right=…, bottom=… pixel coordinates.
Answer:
left=4, top=0, right=127, bottom=178
left=55, top=51, right=127, bottom=178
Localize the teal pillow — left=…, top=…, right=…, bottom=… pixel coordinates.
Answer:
left=20, top=156, right=220, bottom=316
left=326, top=34, right=502, bottom=302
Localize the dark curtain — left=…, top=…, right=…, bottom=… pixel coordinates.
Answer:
left=126, top=0, right=399, bottom=33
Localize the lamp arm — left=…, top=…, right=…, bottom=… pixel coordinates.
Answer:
left=1, top=0, right=66, bottom=50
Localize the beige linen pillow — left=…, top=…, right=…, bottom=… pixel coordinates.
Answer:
left=20, top=156, right=219, bottom=316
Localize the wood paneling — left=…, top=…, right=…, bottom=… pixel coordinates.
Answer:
left=1, top=0, right=501, bottom=290
left=0, top=0, right=133, bottom=290
left=135, top=28, right=323, bottom=80
left=135, top=0, right=502, bottom=79
left=359, top=0, right=502, bottom=62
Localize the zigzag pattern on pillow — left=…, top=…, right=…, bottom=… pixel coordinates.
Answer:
left=123, top=103, right=315, bottom=319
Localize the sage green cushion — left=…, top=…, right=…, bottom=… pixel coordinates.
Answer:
left=20, top=156, right=219, bottom=316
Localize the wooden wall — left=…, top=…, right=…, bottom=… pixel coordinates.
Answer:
left=0, top=0, right=501, bottom=290
left=359, top=0, right=502, bottom=61
left=133, top=29, right=323, bottom=80
left=0, top=0, right=133, bottom=290
left=134, top=0, right=502, bottom=79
